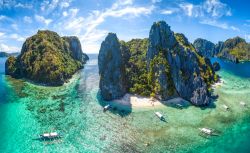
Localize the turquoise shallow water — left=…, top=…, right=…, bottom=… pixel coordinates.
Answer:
left=0, top=55, right=250, bottom=153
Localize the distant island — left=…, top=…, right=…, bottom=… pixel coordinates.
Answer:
left=0, top=52, right=19, bottom=57
left=5, top=30, right=89, bottom=86
left=98, top=21, right=218, bottom=106
left=193, top=37, right=250, bottom=63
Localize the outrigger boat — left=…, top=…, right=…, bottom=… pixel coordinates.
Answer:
left=240, top=101, right=247, bottom=107
left=155, top=112, right=166, bottom=121
left=40, top=132, right=61, bottom=140
left=175, top=103, right=183, bottom=109
left=199, top=128, right=220, bottom=138
left=103, top=104, right=111, bottom=112
left=222, top=104, right=229, bottom=111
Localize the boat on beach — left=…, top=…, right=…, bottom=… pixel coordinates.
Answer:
left=155, top=112, right=166, bottom=121
left=103, top=104, right=111, bottom=112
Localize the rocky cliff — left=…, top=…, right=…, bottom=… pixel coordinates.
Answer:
left=0, top=52, right=8, bottom=57
left=98, top=33, right=126, bottom=100
left=193, top=37, right=250, bottom=63
left=5, top=30, right=88, bottom=86
left=147, top=21, right=216, bottom=105
left=98, top=21, right=218, bottom=106
left=193, top=38, right=216, bottom=57
left=63, top=36, right=89, bottom=63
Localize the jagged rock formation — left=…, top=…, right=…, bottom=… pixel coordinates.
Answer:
left=194, top=37, right=250, bottom=63
left=193, top=38, right=216, bottom=57
left=98, top=33, right=126, bottom=100
left=5, top=30, right=88, bottom=86
left=98, top=21, right=218, bottom=106
left=63, top=36, right=89, bottom=63
left=146, top=21, right=216, bottom=105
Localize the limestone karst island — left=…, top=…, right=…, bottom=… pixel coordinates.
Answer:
left=0, top=0, right=250, bottom=153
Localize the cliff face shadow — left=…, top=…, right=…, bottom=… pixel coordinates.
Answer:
left=160, top=97, right=191, bottom=110
left=96, top=91, right=132, bottom=117
left=159, top=94, right=218, bottom=110
left=199, top=94, right=218, bottom=110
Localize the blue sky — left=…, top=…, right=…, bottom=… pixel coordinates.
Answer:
left=0, top=0, right=250, bottom=53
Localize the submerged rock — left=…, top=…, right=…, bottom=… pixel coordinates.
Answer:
left=98, top=33, right=126, bottom=100
left=5, top=30, right=88, bottom=86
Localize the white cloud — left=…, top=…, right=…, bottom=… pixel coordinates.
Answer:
left=63, top=11, right=68, bottom=17
left=180, top=3, right=194, bottom=17
left=0, top=15, right=13, bottom=22
left=203, top=0, right=232, bottom=17
left=152, top=0, right=162, bottom=3
left=245, top=34, right=250, bottom=40
left=41, top=0, right=73, bottom=14
left=35, top=15, right=53, bottom=25
left=11, top=24, right=18, bottom=30
left=200, top=19, right=239, bottom=31
left=24, top=16, right=32, bottom=23
left=0, top=43, right=19, bottom=53
left=56, top=0, right=154, bottom=53
left=41, top=0, right=59, bottom=13
left=83, top=4, right=154, bottom=38
left=0, top=15, right=7, bottom=20
left=161, top=9, right=176, bottom=15
left=15, top=3, right=33, bottom=9
left=9, top=34, right=25, bottom=42
left=162, top=0, right=231, bottom=19
left=161, top=0, right=237, bottom=32
left=60, top=2, right=70, bottom=8
left=0, top=32, right=5, bottom=37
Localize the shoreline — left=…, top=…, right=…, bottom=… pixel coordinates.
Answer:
left=211, top=79, right=224, bottom=89
left=111, top=94, right=186, bottom=109
left=111, top=79, right=224, bottom=109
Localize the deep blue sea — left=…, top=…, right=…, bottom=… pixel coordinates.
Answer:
left=0, top=55, right=250, bottom=153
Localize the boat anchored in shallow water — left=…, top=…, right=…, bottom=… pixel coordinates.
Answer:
left=222, top=104, right=229, bottom=111
left=40, top=132, right=61, bottom=140
left=199, top=128, right=220, bottom=138
left=240, top=101, right=247, bottom=107
left=155, top=112, right=166, bottom=121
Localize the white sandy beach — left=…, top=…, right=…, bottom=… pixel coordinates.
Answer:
left=212, top=79, right=224, bottom=89
left=112, top=93, right=185, bottom=108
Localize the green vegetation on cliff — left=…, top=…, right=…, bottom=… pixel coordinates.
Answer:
left=148, top=51, right=175, bottom=98
left=120, top=35, right=217, bottom=98
left=219, top=37, right=250, bottom=61
left=175, top=33, right=218, bottom=87
left=5, top=30, right=88, bottom=86
left=120, top=39, right=151, bottom=96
